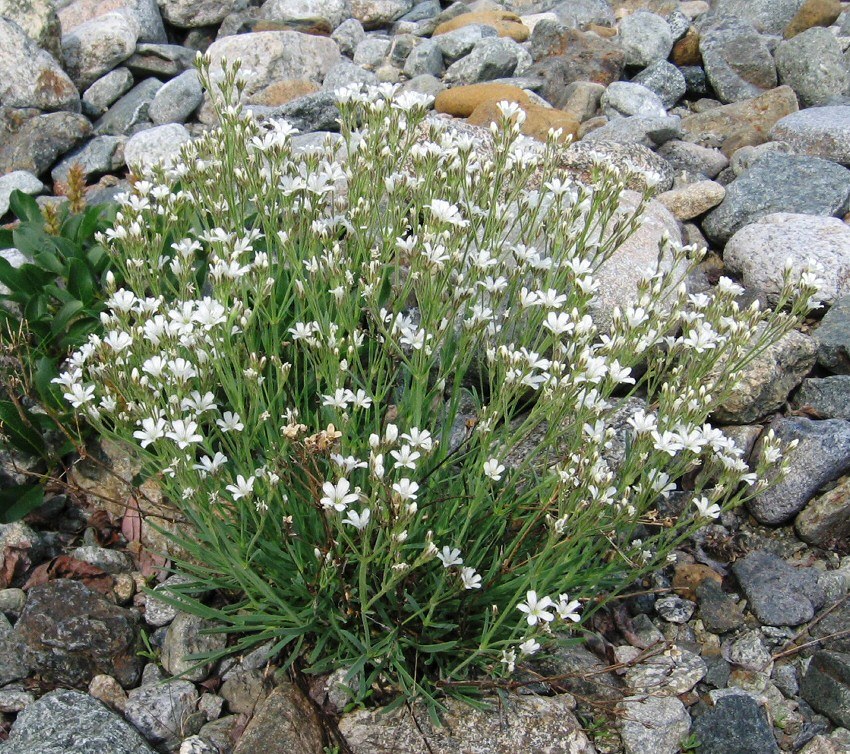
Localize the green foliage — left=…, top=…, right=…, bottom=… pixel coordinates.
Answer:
left=60, top=60, right=818, bottom=711
left=0, top=190, right=116, bottom=521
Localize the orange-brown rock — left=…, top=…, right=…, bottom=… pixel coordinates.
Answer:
left=468, top=100, right=580, bottom=142
left=249, top=79, right=320, bottom=107
left=587, top=24, right=618, bottom=38
left=435, top=83, right=532, bottom=118
left=673, top=563, right=724, bottom=601
left=433, top=10, right=530, bottom=42
left=783, top=0, right=842, bottom=38
left=671, top=27, right=701, bottom=66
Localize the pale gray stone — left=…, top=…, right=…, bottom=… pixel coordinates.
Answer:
left=349, top=0, right=412, bottom=28
left=619, top=695, right=690, bottom=754
left=94, top=77, right=161, bottom=135
left=61, top=11, right=139, bottom=90
left=148, top=69, right=202, bottom=124
left=632, top=59, right=687, bottom=108
left=0, top=18, right=79, bottom=112
left=261, top=0, right=351, bottom=30
left=602, top=81, right=667, bottom=118
left=161, top=612, right=227, bottom=682
left=57, top=0, right=166, bottom=44
left=443, top=36, right=523, bottom=86
left=770, top=106, right=850, bottom=166
left=0, top=0, right=62, bottom=59
left=331, top=17, right=364, bottom=57
left=125, top=679, right=201, bottom=747
left=50, top=134, right=125, bottom=183
left=403, top=38, right=443, bottom=78
left=433, top=23, right=497, bottom=64
left=352, top=34, right=391, bottom=69
left=158, top=0, right=246, bottom=28
left=2, top=689, right=156, bottom=754
left=0, top=171, right=43, bottom=216
left=724, top=213, right=850, bottom=307
left=618, top=10, right=673, bottom=67
left=82, top=67, right=134, bottom=117
left=582, top=114, right=682, bottom=147
left=124, top=123, right=191, bottom=169
left=775, top=27, right=850, bottom=107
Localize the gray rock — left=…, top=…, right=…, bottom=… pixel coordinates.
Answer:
left=57, top=0, right=166, bottom=45
left=0, top=587, right=26, bottom=618
left=815, top=297, right=850, bottom=374
left=266, top=89, right=340, bottom=131
left=352, top=34, right=390, bottom=69
left=698, top=15, right=777, bottom=103
left=655, top=595, right=696, bottom=623
left=433, top=23, right=497, bottom=64
left=601, top=81, right=666, bottom=118
left=839, top=8, right=850, bottom=34
left=733, top=549, right=827, bottom=625
left=323, top=59, right=378, bottom=90
left=161, top=612, right=227, bottom=682
left=0, top=111, right=92, bottom=176
left=69, top=545, right=134, bottom=574
left=261, top=0, right=352, bottom=30
left=397, top=0, right=438, bottom=24
left=714, top=328, right=817, bottom=423
left=0, top=171, right=43, bottom=216
left=0, top=0, right=62, bottom=59
left=50, top=135, right=125, bottom=184
left=1, top=689, right=156, bottom=754
left=772, top=663, right=799, bottom=697
left=403, top=38, right=443, bottom=78
left=158, top=0, right=244, bottom=28
left=143, top=573, right=193, bottom=627
left=702, top=152, right=850, bottom=244
left=402, top=72, right=444, bottom=97
left=124, top=123, right=191, bottom=169
left=549, top=0, right=615, bottom=28
left=205, top=31, right=341, bottom=102
left=793, top=376, right=850, bottom=420
left=220, top=665, right=273, bottom=715
left=724, top=630, right=772, bottom=671
left=125, top=43, right=195, bottom=79
left=709, top=0, right=805, bottom=35
left=619, top=695, right=690, bottom=754
left=632, top=60, right=686, bottom=108
left=775, top=27, right=850, bottom=107
left=809, top=596, right=850, bottom=652
left=795, top=476, right=850, bottom=547
left=94, top=77, right=162, bottom=135
left=14, top=579, right=143, bottom=687
left=666, top=9, right=690, bottom=41
left=331, top=17, right=365, bottom=57
left=0, top=614, right=29, bottom=686
left=729, top=140, right=794, bottom=175
left=582, top=114, right=683, bottom=147
left=124, top=679, right=201, bottom=747
left=696, top=579, right=746, bottom=634
left=691, top=694, right=780, bottom=754
left=618, top=10, right=673, bottom=67
left=82, top=67, right=134, bottom=117
left=626, top=646, right=706, bottom=696
left=443, top=36, right=522, bottom=86
left=751, top=416, right=850, bottom=524
left=657, top=139, right=729, bottom=179
left=148, top=69, right=202, bottom=124
left=338, top=690, right=594, bottom=754
left=770, top=106, right=850, bottom=166
left=61, top=11, right=139, bottom=91
left=349, top=0, right=412, bottom=29
left=533, top=643, right=625, bottom=702
left=386, top=32, right=416, bottom=68
left=725, top=213, right=850, bottom=307
left=0, top=689, right=34, bottom=713
left=0, top=18, right=79, bottom=112
left=801, top=651, right=850, bottom=728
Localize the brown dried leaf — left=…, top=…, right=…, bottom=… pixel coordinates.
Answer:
left=89, top=509, right=121, bottom=547
left=23, top=555, right=114, bottom=594
left=0, top=546, right=28, bottom=589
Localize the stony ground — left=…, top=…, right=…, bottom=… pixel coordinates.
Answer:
left=2, top=0, right=850, bottom=752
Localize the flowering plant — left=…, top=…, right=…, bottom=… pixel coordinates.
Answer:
left=59, top=58, right=818, bottom=709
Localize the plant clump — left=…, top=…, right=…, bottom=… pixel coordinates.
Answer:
left=57, top=58, right=819, bottom=709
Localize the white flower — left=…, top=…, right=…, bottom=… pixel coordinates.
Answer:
left=320, top=478, right=359, bottom=511
left=342, top=508, right=371, bottom=531
left=519, top=638, right=540, bottom=656
left=181, top=391, right=217, bottom=414
left=555, top=594, right=582, bottom=622
left=652, top=430, right=683, bottom=457
left=166, top=419, right=203, bottom=449
left=133, top=417, right=167, bottom=448
left=483, top=458, right=505, bottom=481
left=627, top=410, right=657, bottom=434
left=216, top=411, right=244, bottom=432
left=501, top=649, right=517, bottom=673
left=331, top=454, right=367, bottom=473
left=543, top=311, right=573, bottom=335
left=322, top=389, right=351, bottom=409
left=517, top=591, right=555, bottom=626
left=106, top=289, right=136, bottom=312
left=104, top=330, right=133, bottom=352
left=392, top=478, right=419, bottom=501
left=437, top=546, right=463, bottom=568
left=63, top=383, right=95, bottom=408
left=460, top=567, right=482, bottom=590
left=226, top=474, right=255, bottom=500
left=390, top=445, right=420, bottom=470
left=426, top=199, right=468, bottom=227
left=194, top=452, right=228, bottom=476
left=694, top=496, right=722, bottom=519
left=401, top=428, right=433, bottom=452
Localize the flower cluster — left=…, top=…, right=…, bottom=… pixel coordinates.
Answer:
left=61, top=58, right=818, bottom=708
